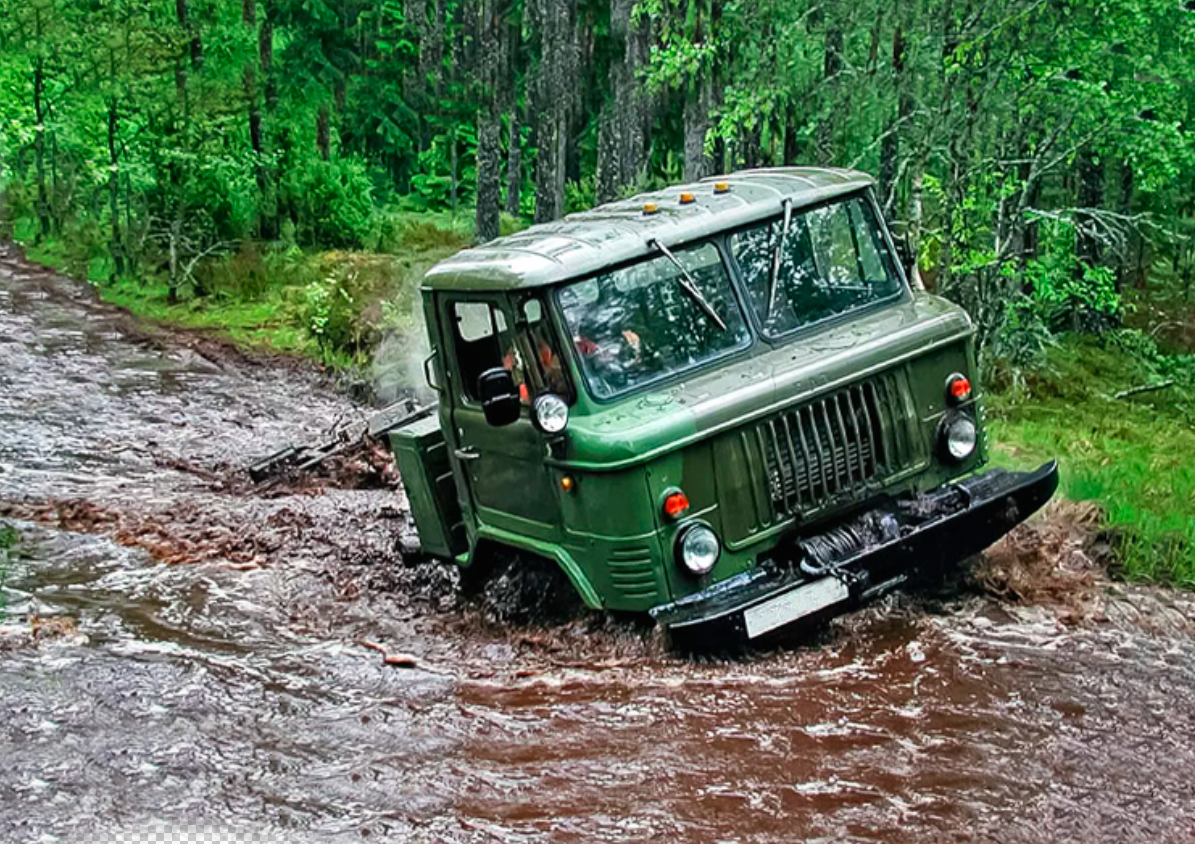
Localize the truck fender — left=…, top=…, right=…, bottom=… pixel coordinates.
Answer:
left=473, top=527, right=604, bottom=610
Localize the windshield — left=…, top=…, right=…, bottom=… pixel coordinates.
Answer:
left=731, top=196, right=902, bottom=337
left=557, top=242, right=750, bottom=400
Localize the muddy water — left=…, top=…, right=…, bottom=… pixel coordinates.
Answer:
left=2, top=248, right=1194, bottom=843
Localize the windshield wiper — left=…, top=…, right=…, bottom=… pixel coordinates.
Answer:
left=766, top=198, right=794, bottom=321
left=648, top=239, right=728, bottom=331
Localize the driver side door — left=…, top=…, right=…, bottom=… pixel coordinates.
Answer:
left=441, top=294, right=563, bottom=542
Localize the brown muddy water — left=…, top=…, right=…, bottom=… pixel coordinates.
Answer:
left=2, top=246, right=1195, bottom=844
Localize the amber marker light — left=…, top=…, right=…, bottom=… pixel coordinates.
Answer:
left=947, top=373, right=972, bottom=404
left=642, top=202, right=660, bottom=215
left=679, top=192, right=696, bottom=204
left=663, top=489, right=691, bottom=520
left=713, top=182, right=730, bottom=194
left=561, top=476, right=576, bottom=493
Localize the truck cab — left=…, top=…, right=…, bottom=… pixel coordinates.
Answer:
left=388, top=168, right=1057, bottom=643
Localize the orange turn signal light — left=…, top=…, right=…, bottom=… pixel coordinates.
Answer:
left=663, top=490, right=690, bottom=520
left=679, top=192, right=696, bottom=204
left=561, top=476, right=576, bottom=493
left=947, top=373, right=972, bottom=403
left=643, top=202, right=659, bottom=215
left=713, top=182, right=730, bottom=194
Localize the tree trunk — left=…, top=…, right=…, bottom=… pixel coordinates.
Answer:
left=476, top=117, right=501, bottom=241
left=596, top=0, right=648, bottom=202
left=474, top=0, right=505, bottom=243
left=259, top=0, right=277, bottom=239
left=683, top=77, right=712, bottom=181
left=740, top=122, right=762, bottom=170
left=1075, top=148, right=1104, bottom=272
left=505, top=112, right=522, bottom=216
left=107, top=98, right=124, bottom=279
left=242, top=0, right=267, bottom=237
left=1117, top=162, right=1136, bottom=291
left=316, top=106, right=331, bottom=160
left=168, top=0, right=192, bottom=297
left=816, top=17, right=844, bottom=166
left=424, top=0, right=446, bottom=96
left=531, top=0, right=575, bottom=223
left=176, top=0, right=203, bottom=69
left=503, top=8, right=524, bottom=217
left=879, top=20, right=907, bottom=212
left=783, top=103, right=800, bottom=166
left=33, top=56, right=50, bottom=243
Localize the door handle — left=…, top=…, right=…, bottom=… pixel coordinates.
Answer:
left=454, top=447, right=480, bottom=462
left=423, top=349, right=443, bottom=394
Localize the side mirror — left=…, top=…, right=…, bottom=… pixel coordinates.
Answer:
left=477, top=367, right=521, bottom=427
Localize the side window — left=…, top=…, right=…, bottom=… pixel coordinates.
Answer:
left=450, top=297, right=569, bottom=405
left=518, top=294, right=572, bottom=401
left=451, top=300, right=515, bottom=402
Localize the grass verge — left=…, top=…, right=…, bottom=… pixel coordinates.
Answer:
left=16, top=214, right=471, bottom=369
left=988, top=335, right=1195, bottom=587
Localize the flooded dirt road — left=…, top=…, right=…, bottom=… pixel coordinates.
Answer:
left=2, top=246, right=1195, bottom=843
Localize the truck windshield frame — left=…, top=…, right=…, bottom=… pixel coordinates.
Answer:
left=555, top=241, right=752, bottom=401
left=730, top=194, right=904, bottom=341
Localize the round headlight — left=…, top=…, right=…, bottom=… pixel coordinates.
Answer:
left=678, top=524, right=720, bottom=575
left=532, top=393, right=569, bottom=434
left=943, top=415, right=977, bottom=461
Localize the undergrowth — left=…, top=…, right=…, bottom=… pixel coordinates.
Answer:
left=988, top=333, right=1195, bottom=587
left=18, top=213, right=471, bottom=370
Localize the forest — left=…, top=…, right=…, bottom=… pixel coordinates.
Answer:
left=1, top=0, right=1194, bottom=582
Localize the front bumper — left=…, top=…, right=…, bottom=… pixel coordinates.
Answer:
left=650, top=461, right=1059, bottom=645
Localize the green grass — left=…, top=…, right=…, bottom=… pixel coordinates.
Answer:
left=98, top=275, right=317, bottom=356
left=15, top=215, right=469, bottom=369
left=988, top=336, right=1195, bottom=587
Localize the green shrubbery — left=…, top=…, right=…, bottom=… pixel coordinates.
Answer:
left=989, top=329, right=1195, bottom=586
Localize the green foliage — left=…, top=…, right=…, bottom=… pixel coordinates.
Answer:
left=984, top=294, right=1057, bottom=388
left=289, top=158, right=377, bottom=249
left=990, top=336, right=1195, bottom=586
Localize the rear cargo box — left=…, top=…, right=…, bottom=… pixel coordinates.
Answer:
left=387, top=412, right=466, bottom=561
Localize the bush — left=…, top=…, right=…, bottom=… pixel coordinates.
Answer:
left=300, top=253, right=427, bottom=362
left=988, top=335, right=1195, bottom=587
left=984, top=294, right=1056, bottom=387
left=289, top=157, right=376, bottom=249
left=194, top=244, right=318, bottom=302
left=373, top=210, right=472, bottom=254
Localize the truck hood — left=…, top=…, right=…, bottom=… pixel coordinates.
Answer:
left=558, top=294, right=973, bottom=471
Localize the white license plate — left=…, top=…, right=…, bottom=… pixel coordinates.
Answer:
left=743, top=577, right=850, bottom=639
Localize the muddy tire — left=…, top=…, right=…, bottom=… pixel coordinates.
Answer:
left=473, top=546, right=584, bottom=625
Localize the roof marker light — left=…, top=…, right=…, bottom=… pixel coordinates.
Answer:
left=713, top=182, right=730, bottom=194
left=643, top=202, right=659, bottom=215
left=679, top=192, right=696, bottom=204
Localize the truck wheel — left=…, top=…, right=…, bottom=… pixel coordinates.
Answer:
left=473, top=546, right=583, bottom=625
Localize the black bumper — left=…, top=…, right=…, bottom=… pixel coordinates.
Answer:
left=650, top=461, right=1060, bottom=645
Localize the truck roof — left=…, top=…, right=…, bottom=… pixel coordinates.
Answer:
left=422, top=167, right=875, bottom=292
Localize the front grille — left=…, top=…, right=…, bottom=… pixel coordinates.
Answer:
left=756, top=371, right=917, bottom=520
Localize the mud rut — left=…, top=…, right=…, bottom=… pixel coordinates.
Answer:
left=1, top=245, right=1194, bottom=843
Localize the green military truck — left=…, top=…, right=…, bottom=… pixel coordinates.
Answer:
left=387, top=167, right=1057, bottom=644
